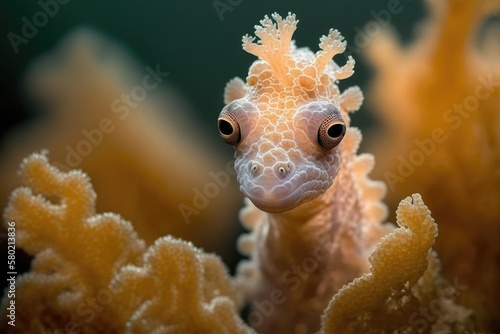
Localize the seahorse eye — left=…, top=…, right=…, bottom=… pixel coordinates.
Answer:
left=217, top=110, right=241, bottom=145
left=328, top=123, right=345, bottom=138
left=218, top=119, right=234, bottom=135
left=317, top=114, right=346, bottom=150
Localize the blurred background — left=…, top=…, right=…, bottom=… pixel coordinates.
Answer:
left=0, top=0, right=426, bottom=143
left=2, top=0, right=500, bottom=332
left=0, top=0, right=425, bottom=266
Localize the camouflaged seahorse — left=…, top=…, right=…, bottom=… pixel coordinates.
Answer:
left=217, top=13, right=389, bottom=333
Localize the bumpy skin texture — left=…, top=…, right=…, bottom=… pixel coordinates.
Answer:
left=1, top=12, right=479, bottom=334
left=219, top=13, right=389, bottom=333
left=1, top=152, right=476, bottom=334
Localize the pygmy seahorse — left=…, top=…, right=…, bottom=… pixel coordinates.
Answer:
left=217, top=13, right=389, bottom=333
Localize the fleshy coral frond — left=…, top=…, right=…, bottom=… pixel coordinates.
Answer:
left=242, top=12, right=297, bottom=84
left=320, top=194, right=475, bottom=333
left=4, top=151, right=146, bottom=288
left=1, top=152, right=252, bottom=334
left=1, top=151, right=146, bottom=332
left=366, top=1, right=500, bottom=328
left=111, top=236, right=253, bottom=334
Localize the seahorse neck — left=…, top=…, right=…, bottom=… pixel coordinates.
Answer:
left=255, top=157, right=368, bottom=290
left=265, top=185, right=338, bottom=254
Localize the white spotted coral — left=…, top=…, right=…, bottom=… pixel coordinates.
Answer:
left=0, top=152, right=477, bottom=333
left=1, top=151, right=252, bottom=334
left=111, top=236, right=253, bottom=334
left=320, top=194, right=475, bottom=333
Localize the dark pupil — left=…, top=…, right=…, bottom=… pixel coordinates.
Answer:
left=328, top=124, right=344, bottom=138
left=219, top=119, right=234, bottom=135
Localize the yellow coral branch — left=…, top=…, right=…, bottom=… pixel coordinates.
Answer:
left=1, top=152, right=253, bottom=334
left=5, top=151, right=146, bottom=288
left=321, top=194, right=438, bottom=333
left=111, top=236, right=253, bottom=334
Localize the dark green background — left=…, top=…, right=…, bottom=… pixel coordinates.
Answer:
left=0, top=0, right=426, bottom=297
left=0, top=0, right=426, bottom=146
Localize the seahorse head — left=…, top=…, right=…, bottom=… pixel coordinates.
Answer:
left=217, top=13, right=363, bottom=213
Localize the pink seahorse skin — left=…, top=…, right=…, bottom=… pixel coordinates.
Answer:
left=218, top=13, right=389, bottom=333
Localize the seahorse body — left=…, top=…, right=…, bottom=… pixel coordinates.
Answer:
left=217, top=13, right=389, bottom=333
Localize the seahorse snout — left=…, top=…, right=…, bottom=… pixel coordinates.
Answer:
left=237, top=160, right=308, bottom=212
left=274, top=162, right=293, bottom=179
left=249, top=161, right=293, bottom=179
